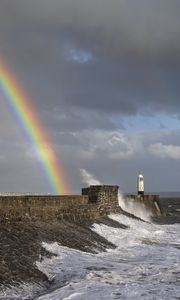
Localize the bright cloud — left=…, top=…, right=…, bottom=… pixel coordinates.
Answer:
left=149, top=143, right=180, bottom=159
left=60, top=130, right=139, bottom=161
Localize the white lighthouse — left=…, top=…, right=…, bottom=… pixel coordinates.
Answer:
left=137, top=173, right=144, bottom=196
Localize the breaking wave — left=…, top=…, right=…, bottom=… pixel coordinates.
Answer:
left=1, top=213, right=180, bottom=300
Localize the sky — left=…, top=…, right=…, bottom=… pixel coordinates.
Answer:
left=0, top=0, right=180, bottom=193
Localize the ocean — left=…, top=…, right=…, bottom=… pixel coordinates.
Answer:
left=1, top=197, right=180, bottom=300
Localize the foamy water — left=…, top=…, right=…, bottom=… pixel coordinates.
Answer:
left=2, top=213, right=179, bottom=299
left=36, top=215, right=180, bottom=299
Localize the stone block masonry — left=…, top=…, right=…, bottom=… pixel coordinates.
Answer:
left=82, top=185, right=121, bottom=214
left=0, top=195, right=89, bottom=223
left=0, top=186, right=120, bottom=223
left=0, top=186, right=161, bottom=223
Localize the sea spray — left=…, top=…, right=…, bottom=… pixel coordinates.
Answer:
left=80, top=168, right=151, bottom=221
left=118, top=191, right=152, bottom=222
left=80, top=168, right=102, bottom=186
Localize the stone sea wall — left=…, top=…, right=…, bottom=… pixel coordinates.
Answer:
left=0, top=186, right=161, bottom=223
left=0, top=185, right=122, bottom=223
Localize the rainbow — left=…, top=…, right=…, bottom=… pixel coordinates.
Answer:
left=0, top=58, right=70, bottom=194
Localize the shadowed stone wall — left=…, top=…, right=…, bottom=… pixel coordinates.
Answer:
left=0, top=195, right=89, bottom=222
left=82, top=185, right=121, bottom=214
left=0, top=186, right=161, bottom=223
left=0, top=186, right=120, bottom=223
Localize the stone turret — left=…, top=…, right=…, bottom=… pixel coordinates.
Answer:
left=82, top=185, right=120, bottom=213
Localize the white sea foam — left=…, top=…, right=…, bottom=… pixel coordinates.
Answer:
left=93, top=213, right=180, bottom=249
left=1, top=214, right=180, bottom=300
left=35, top=214, right=180, bottom=300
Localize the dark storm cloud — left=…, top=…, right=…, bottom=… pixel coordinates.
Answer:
left=0, top=0, right=180, bottom=117
left=44, top=107, right=118, bottom=133
left=1, top=0, right=180, bottom=60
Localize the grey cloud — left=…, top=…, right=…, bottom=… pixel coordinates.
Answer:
left=1, top=0, right=180, bottom=61
left=50, top=108, right=118, bottom=132
left=141, top=129, right=180, bottom=148
left=149, top=143, right=180, bottom=159
left=57, top=127, right=180, bottom=193
left=61, top=62, right=180, bottom=115
left=0, top=139, right=50, bottom=192
left=1, top=0, right=180, bottom=117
